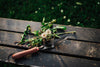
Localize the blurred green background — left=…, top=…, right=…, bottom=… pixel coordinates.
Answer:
left=0, top=0, right=100, bottom=28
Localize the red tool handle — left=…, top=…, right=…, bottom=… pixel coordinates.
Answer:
left=12, top=47, right=39, bottom=59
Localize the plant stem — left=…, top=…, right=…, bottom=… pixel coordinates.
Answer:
left=57, top=31, right=76, bottom=35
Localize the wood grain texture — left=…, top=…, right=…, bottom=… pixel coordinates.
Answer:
left=54, top=39, right=100, bottom=58
left=0, top=46, right=100, bottom=67
left=1, top=31, right=100, bottom=59
left=66, top=26, right=100, bottom=43
left=0, top=31, right=22, bottom=45
left=0, top=18, right=100, bottom=67
left=0, top=18, right=100, bottom=42
left=0, top=18, right=41, bottom=32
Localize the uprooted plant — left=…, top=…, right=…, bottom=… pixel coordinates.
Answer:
left=16, top=17, right=76, bottom=48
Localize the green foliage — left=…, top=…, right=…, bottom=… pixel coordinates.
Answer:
left=32, top=30, right=40, bottom=36
left=0, top=0, right=100, bottom=28
left=20, top=25, right=31, bottom=43
left=19, top=19, right=57, bottom=47
left=54, top=26, right=67, bottom=30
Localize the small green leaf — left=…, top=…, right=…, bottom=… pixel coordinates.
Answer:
left=55, top=34, right=61, bottom=38
left=53, top=28, right=57, bottom=33
left=27, top=25, right=30, bottom=27
left=42, top=22, right=45, bottom=25
left=55, top=26, right=67, bottom=30
left=21, top=36, right=25, bottom=42
left=24, top=31, right=27, bottom=35
left=42, top=17, right=45, bottom=23
left=48, top=24, right=53, bottom=27
left=32, top=31, right=39, bottom=36
left=39, top=38, right=43, bottom=42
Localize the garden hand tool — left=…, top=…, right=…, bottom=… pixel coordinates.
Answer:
left=12, top=39, right=55, bottom=59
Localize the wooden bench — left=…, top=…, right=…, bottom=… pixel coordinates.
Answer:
left=0, top=18, right=100, bottom=67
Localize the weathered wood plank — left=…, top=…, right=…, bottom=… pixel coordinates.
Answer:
left=0, top=46, right=100, bottom=67
left=1, top=31, right=100, bottom=60
left=66, top=26, right=100, bottom=43
left=53, top=39, right=100, bottom=58
left=0, top=18, right=100, bottom=42
left=0, top=18, right=41, bottom=32
left=0, top=31, right=22, bottom=45
left=0, top=46, right=59, bottom=67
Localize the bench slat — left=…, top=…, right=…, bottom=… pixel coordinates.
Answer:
left=0, top=18, right=41, bottom=32
left=1, top=31, right=100, bottom=59
left=0, top=46, right=100, bottom=67
left=0, top=18, right=100, bottom=42
left=53, top=39, right=100, bottom=58
left=66, top=26, right=100, bottom=43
